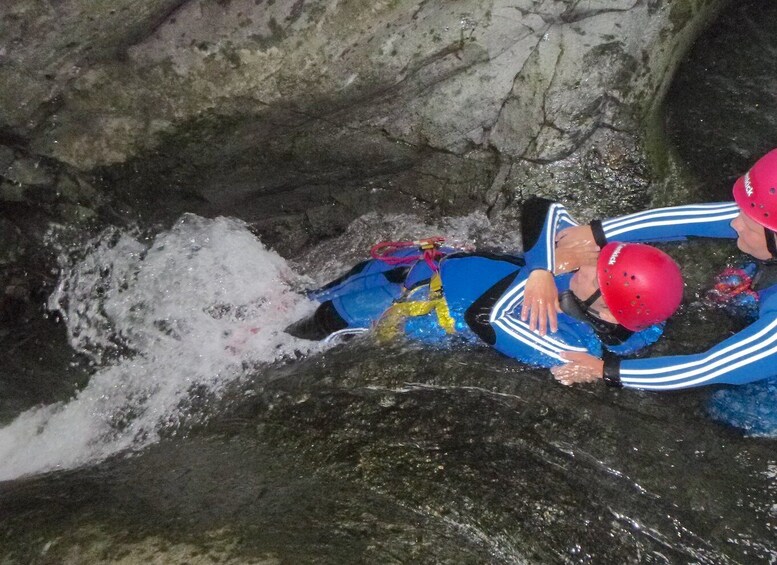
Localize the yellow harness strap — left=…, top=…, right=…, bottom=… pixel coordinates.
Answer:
left=376, top=273, right=456, bottom=340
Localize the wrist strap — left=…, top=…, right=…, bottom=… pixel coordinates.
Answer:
left=602, top=352, right=622, bottom=388
left=589, top=220, right=608, bottom=249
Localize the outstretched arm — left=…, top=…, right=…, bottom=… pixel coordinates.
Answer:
left=553, top=310, right=777, bottom=390
left=599, top=202, right=739, bottom=242
left=556, top=202, right=739, bottom=253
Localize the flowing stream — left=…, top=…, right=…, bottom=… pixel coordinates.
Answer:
left=1, top=1, right=777, bottom=562
left=0, top=214, right=320, bottom=481
left=0, top=210, right=503, bottom=483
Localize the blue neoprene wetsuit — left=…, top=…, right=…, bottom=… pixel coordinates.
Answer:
left=592, top=201, right=777, bottom=390
left=291, top=199, right=664, bottom=368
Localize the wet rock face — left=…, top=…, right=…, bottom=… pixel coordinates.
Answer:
left=1, top=0, right=730, bottom=252
left=0, top=0, right=186, bottom=133
left=665, top=0, right=777, bottom=201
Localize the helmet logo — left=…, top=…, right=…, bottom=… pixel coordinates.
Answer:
left=607, top=243, right=626, bottom=266
left=745, top=171, right=754, bottom=197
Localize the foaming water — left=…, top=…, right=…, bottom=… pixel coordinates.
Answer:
left=0, top=214, right=319, bottom=481
left=0, top=210, right=499, bottom=481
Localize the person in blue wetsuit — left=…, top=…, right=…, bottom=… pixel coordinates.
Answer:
left=286, top=198, right=685, bottom=369
left=547, top=147, right=777, bottom=390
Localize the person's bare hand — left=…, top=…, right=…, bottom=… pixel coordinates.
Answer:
left=521, top=269, right=561, bottom=335
left=554, top=225, right=600, bottom=274
left=551, top=351, right=604, bottom=385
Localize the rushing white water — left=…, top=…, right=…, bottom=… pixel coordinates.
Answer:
left=0, top=203, right=547, bottom=482
left=0, top=214, right=320, bottom=481
left=0, top=208, right=508, bottom=482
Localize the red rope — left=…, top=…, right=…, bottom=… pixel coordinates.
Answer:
left=370, top=237, right=446, bottom=271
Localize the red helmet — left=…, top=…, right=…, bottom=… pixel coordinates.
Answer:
left=597, top=242, right=684, bottom=331
left=732, top=148, right=777, bottom=231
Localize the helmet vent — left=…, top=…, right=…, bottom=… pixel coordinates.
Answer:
left=771, top=187, right=776, bottom=194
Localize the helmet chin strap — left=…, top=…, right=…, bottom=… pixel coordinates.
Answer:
left=765, top=227, right=777, bottom=260
left=581, top=288, right=602, bottom=309
left=558, top=289, right=633, bottom=345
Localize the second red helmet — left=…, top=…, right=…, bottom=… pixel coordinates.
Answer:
left=732, top=148, right=777, bottom=232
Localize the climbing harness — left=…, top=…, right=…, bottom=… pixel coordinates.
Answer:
left=375, top=272, right=456, bottom=340
left=369, top=237, right=456, bottom=340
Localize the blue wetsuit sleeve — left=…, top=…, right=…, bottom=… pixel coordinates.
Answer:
left=487, top=274, right=597, bottom=367
left=599, top=202, right=739, bottom=243
left=618, top=311, right=777, bottom=390
left=522, top=198, right=580, bottom=272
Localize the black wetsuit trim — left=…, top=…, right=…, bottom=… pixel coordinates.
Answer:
left=602, top=352, right=623, bottom=388
left=589, top=220, right=607, bottom=249
left=464, top=271, right=522, bottom=345
left=444, top=251, right=526, bottom=266
left=284, top=300, right=348, bottom=341
left=383, top=266, right=411, bottom=284
left=766, top=227, right=777, bottom=259
left=520, top=197, right=555, bottom=252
